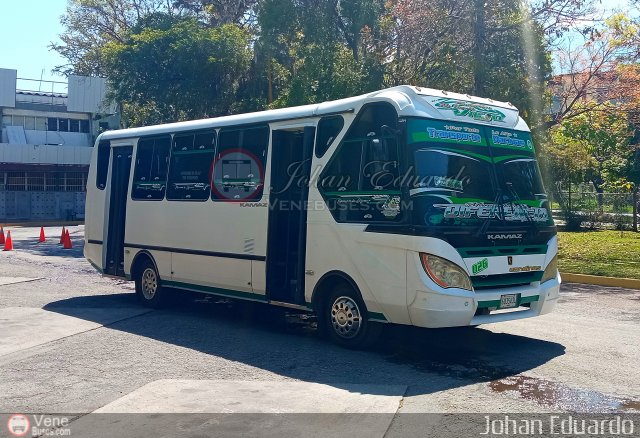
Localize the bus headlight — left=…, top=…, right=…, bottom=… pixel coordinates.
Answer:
left=420, top=253, right=473, bottom=290
left=541, top=256, right=558, bottom=283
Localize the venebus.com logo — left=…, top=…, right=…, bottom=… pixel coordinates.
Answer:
left=7, top=414, right=71, bottom=437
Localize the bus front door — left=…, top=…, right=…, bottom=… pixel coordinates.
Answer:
left=266, top=127, right=315, bottom=304
left=105, top=146, right=132, bottom=277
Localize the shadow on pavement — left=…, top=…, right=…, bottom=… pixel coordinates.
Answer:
left=44, top=291, right=566, bottom=397
left=12, top=238, right=85, bottom=258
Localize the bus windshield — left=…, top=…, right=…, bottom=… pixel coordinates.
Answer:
left=406, top=118, right=552, bottom=229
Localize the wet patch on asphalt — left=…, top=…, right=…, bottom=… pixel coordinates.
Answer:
left=489, top=375, right=640, bottom=413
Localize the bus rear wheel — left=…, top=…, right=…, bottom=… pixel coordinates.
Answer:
left=135, top=259, right=167, bottom=308
left=319, top=285, right=382, bottom=349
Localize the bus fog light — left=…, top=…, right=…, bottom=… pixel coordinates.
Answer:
left=420, top=253, right=473, bottom=291
left=541, top=256, right=558, bottom=283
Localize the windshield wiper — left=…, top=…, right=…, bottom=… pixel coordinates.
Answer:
left=504, top=182, right=539, bottom=232
left=475, top=187, right=505, bottom=237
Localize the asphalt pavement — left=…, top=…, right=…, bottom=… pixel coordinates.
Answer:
left=0, top=226, right=639, bottom=436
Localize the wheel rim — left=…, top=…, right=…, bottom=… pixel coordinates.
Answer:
left=141, top=268, right=158, bottom=300
left=330, top=296, right=362, bottom=339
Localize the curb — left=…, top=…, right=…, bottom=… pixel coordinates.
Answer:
left=561, top=272, right=640, bottom=290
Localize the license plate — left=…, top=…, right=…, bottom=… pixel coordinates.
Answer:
left=500, top=294, right=518, bottom=309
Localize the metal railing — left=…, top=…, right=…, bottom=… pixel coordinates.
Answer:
left=0, top=171, right=87, bottom=192
left=550, top=184, right=639, bottom=231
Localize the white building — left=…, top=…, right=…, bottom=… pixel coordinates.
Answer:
left=0, top=68, right=118, bottom=221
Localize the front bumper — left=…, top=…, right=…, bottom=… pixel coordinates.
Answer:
left=407, top=274, right=560, bottom=328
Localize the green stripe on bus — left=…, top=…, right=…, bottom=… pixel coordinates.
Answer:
left=368, top=311, right=388, bottom=322
left=323, top=191, right=401, bottom=196
left=89, top=260, right=103, bottom=274
left=477, top=294, right=539, bottom=309
left=425, top=147, right=493, bottom=163
left=164, top=280, right=268, bottom=302
left=165, top=280, right=388, bottom=321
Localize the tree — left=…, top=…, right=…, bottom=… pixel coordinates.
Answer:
left=52, top=0, right=257, bottom=76
left=51, top=0, right=186, bottom=76
left=548, top=102, right=635, bottom=198
left=255, top=0, right=387, bottom=107
left=387, top=0, right=551, bottom=131
left=550, top=14, right=640, bottom=124
left=102, top=14, right=251, bottom=126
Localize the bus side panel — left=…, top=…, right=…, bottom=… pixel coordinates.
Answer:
left=123, top=200, right=264, bottom=296
left=84, top=144, right=106, bottom=271
left=171, top=253, right=252, bottom=293
left=305, top=204, right=411, bottom=325
left=251, top=260, right=267, bottom=293
left=124, top=248, right=171, bottom=282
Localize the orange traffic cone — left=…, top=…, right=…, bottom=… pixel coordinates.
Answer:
left=39, top=226, right=46, bottom=243
left=59, top=226, right=66, bottom=244
left=63, top=229, right=73, bottom=249
left=3, top=230, right=13, bottom=251
left=0, top=226, right=4, bottom=245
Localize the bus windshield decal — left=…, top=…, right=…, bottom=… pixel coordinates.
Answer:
left=407, top=118, right=553, bottom=228
left=434, top=201, right=550, bottom=223
left=431, top=97, right=507, bottom=123
left=410, top=119, right=488, bottom=147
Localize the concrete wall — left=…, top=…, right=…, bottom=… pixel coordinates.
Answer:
left=2, top=130, right=92, bottom=148
left=68, top=75, right=116, bottom=114
left=0, top=69, right=17, bottom=108
left=0, top=191, right=85, bottom=221
left=0, top=143, right=93, bottom=165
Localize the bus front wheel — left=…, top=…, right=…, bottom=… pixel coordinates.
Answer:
left=135, top=259, right=167, bottom=308
left=319, top=285, right=382, bottom=349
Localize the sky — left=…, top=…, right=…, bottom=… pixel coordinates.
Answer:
left=0, top=0, right=68, bottom=91
left=0, top=0, right=632, bottom=92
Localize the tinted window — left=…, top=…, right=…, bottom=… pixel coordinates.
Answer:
left=320, top=103, right=401, bottom=223
left=132, top=136, right=171, bottom=200
left=58, top=119, right=69, bottom=132
left=96, top=141, right=110, bottom=190
left=344, top=104, right=397, bottom=139
left=167, top=131, right=216, bottom=201
left=212, top=126, right=269, bottom=201
left=315, top=115, right=344, bottom=157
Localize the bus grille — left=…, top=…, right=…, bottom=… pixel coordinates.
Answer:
left=472, top=271, right=544, bottom=290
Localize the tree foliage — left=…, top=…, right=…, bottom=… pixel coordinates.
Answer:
left=54, top=0, right=555, bottom=126
left=103, top=14, right=251, bottom=125
left=548, top=103, right=635, bottom=192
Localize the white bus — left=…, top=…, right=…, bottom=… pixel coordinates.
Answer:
left=84, top=86, right=560, bottom=348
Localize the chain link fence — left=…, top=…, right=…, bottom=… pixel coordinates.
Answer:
left=550, top=183, right=639, bottom=231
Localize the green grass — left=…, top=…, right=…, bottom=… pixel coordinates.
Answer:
left=558, top=230, right=640, bottom=279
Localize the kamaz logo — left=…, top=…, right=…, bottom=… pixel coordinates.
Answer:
left=487, top=233, right=523, bottom=240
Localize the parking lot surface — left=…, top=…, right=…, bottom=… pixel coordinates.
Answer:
left=0, top=226, right=638, bottom=435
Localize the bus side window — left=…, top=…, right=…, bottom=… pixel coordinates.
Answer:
left=132, top=136, right=171, bottom=200
left=319, top=103, right=401, bottom=223
left=315, top=115, right=344, bottom=158
left=360, top=137, right=399, bottom=192
left=212, top=126, right=268, bottom=201
left=166, top=130, right=216, bottom=201
left=96, top=141, right=110, bottom=190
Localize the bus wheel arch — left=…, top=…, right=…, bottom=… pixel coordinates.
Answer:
left=131, top=250, right=159, bottom=282
left=131, top=251, right=167, bottom=308
left=311, top=271, right=382, bottom=349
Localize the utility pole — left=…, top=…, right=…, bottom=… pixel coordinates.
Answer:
left=633, top=188, right=638, bottom=232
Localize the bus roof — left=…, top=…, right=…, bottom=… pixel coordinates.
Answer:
left=98, top=85, right=527, bottom=142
